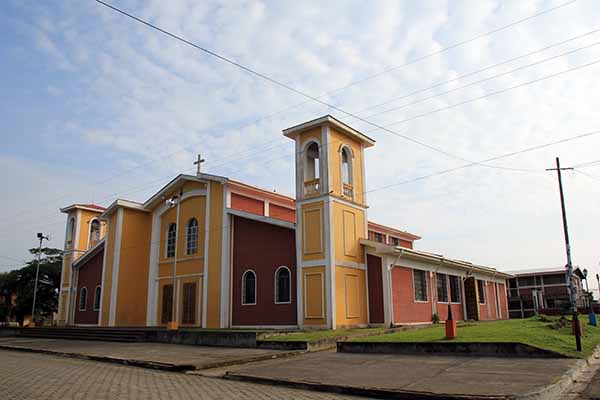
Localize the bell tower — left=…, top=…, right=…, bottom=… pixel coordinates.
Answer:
left=284, top=115, right=375, bottom=329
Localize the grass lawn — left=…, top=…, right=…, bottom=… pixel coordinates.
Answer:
left=356, top=315, right=600, bottom=358
left=265, top=327, right=388, bottom=342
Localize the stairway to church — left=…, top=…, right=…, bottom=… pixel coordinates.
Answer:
left=17, top=327, right=155, bottom=343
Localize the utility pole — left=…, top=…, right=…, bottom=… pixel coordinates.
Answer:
left=546, top=157, right=581, bottom=351
left=31, top=233, right=49, bottom=327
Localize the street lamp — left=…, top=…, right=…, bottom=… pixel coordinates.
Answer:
left=583, top=268, right=597, bottom=326
left=31, top=232, right=50, bottom=327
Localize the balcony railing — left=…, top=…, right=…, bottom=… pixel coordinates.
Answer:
left=343, top=183, right=354, bottom=198
left=304, top=178, right=320, bottom=196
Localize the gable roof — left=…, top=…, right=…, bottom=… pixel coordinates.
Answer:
left=60, top=204, right=106, bottom=213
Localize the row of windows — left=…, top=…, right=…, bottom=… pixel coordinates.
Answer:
left=79, top=286, right=101, bottom=311
left=370, top=231, right=404, bottom=246
left=166, top=218, right=199, bottom=258
left=67, top=217, right=102, bottom=249
left=303, top=142, right=354, bottom=197
left=242, top=266, right=291, bottom=305
left=414, top=270, right=486, bottom=304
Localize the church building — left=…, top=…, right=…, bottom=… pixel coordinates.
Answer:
left=57, top=116, right=511, bottom=329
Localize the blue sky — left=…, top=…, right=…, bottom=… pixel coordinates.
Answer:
left=1, top=0, right=600, bottom=294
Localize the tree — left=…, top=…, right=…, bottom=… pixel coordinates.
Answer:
left=0, top=248, right=62, bottom=324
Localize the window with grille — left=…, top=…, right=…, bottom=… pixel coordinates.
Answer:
left=161, top=284, right=173, bottom=324
left=436, top=273, right=448, bottom=302
left=477, top=280, right=486, bottom=304
left=186, top=218, right=198, bottom=255
left=93, top=286, right=101, bottom=311
left=449, top=275, right=461, bottom=303
left=166, top=223, right=176, bottom=258
left=182, top=282, right=196, bottom=324
left=242, top=270, right=256, bottom=305
left=413, top=270, right=427, bottom=302
left=275, top=266, right=291, bottom=303
left=79, top=287, right=87, bottom=311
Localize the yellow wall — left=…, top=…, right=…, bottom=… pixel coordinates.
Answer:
left=205, top=180, right=224, bottom=328
left=100, top=212, right=117, bottom=326
left=301, top=201, right=325, bottom=262
left=328, top=128, right=365, bottom=205
left=302, top=266, right=327, bottom=326
left=299, top=127, right=323, bottom=149
left=332, top=202, right=365, bottom=264
left=335, top=266, right=368, bottom=327
left=114, top=208, right=151, bottom=326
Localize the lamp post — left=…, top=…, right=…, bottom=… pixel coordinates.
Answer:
left=583, top=269, right=597, bottom=326
left=31, top=233, right=49, bottom=327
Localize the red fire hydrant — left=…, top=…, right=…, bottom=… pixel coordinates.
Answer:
left=445, top=303, right=457, bottom=339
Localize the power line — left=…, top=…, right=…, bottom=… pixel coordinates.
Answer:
left=572, top=158, right=600, bottom=168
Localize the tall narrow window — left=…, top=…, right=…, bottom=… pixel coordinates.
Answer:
left=304, top=142, right=320, bottom=195
left=436, top=273, right=448, bottom=302
left=68, top=217, right=76, bottom=243
left=89, top=219, right=101, bottom=247
left=166, top=223, right=177, bottom=258
left=413, top=270, right=428, bottom=302
left=477, top=280, right=486, bottom=304
left=93, top=286, right=101, bottom=311
left=186, top=218, right=198, bottom=255
left=449, top=276, right=461, bottom=303
left=275, top=266, right=291, bottom=303
left=79, top=287, right=87, bottom=311
left=182, top=282, right=196, bottom=324
left=341, top=147, right=352, bottom=185
left=161, top=284, right=173, bottom=324
left=242, top=270, right=256, bottom=305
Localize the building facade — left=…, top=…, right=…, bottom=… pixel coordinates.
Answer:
left=506, top=267, right=585, bottom=318
left=57, top=116, right=511, bottom=329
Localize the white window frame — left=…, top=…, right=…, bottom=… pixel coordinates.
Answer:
left=185, top=218, right=198, bottom=255
left=412, top=269, right=428, bottom=303
left=68, top=217, right=76, bottom=243
left=166, top=223, right=177, bottom=258
left=436, top=273, right=449, bottom=304
left=274, top=266, right=292, bottom=304
left=79, top=287, right=87, bottom=311
left=448, top=275, right=461, bottom=304
left=477, top=279, right=486, bottom=305
left=88, top=218, right=101, bottom=248
left=339, top=144, right=354, bottom=196
left=242, top=269, right=257, bottom=306
left=303, top=140, right=322, bottom=182
left=93, top=286, right=101, bottom=311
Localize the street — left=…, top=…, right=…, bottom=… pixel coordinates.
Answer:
left=0, top=350, right=359, bottom=400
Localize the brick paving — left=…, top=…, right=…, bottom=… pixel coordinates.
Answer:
left=0, top=350, right=359, bottom=400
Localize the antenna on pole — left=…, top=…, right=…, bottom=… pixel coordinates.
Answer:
left=194, top=154, right=205, bottom=176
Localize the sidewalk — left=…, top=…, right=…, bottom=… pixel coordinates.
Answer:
left=225, top=351, right=577, bottom=399
left=0, top=337, right=297, bottom=371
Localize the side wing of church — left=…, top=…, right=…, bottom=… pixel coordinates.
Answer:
left=57, top=116, right=511, bottom=329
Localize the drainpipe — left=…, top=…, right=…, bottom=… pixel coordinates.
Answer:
left=432, top=260, right=442, bottom=318
left=388, top=250, right=403, bottom=327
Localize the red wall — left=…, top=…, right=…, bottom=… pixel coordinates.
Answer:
left=74, top=249, right=103, bottom=325
left=231, top=216, right=297, bottom=326
left=231, top=193, right=264, bottom=216
left=269, top=204, right=295, bottom=223
left=367, top=255, right=384, bottom=324
left=498, top=282, right=508, bottom=319
left=392, top=266, right=433, bottom=323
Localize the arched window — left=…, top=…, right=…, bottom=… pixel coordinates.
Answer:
left=89, top=219, right=101, bottom=247
left=166, top=223, right=177, bottom=258
left=341, top=146, right=353, bottom=185
left=304, top=141, right=321, bottom=195
left=186, top=218, right=198, bottom=255
left=242, top=270, right=256, bottom=305
left=79, top=287, right=87, bottom=311
left=275, top=266, right=291, bottom=304
left=93, top=286, right=101, bottom=311
left=67, top=217, right=76, bottom=243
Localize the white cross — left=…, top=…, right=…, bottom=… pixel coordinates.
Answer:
left=194, top=154, right=205, bottom=176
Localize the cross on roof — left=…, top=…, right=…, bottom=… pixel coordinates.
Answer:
left=194, top=154, right=205, bottom=176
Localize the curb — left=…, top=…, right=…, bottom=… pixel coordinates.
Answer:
left=515, top=346, right=600, bottom=400
left=0, top=344, right=303, bottom=373
left=224, top=372, right=510, bottom=400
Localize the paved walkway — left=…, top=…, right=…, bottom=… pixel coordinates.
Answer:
left=0, top=350, right=359, bottom=400
left=0, top=337, right=291, bottom=370
left=227, top=351, right=577, bottom=398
